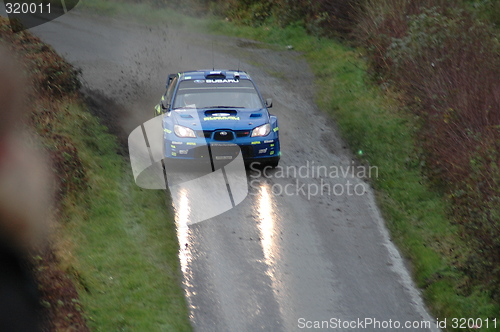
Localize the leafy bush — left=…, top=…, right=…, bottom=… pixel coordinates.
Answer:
left=272, top=0, right=364, bottom=37
left=466, top=0, right=500, bottom=27
left=207, top=0, right=273, bottom=26
left=358, top=2, right=500, bottom=299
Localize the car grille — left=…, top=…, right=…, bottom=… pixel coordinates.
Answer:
left=196, top=130, right=248, bottom=139
left=235, top=130, right=250, bottom=137
left=213, top=130, right=234, bottom=141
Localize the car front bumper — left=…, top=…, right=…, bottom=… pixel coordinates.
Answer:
left=164, top=136, right=280, bottom=163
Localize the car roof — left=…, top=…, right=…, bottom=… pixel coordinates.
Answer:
left=177, top=70, right=251, bottom=81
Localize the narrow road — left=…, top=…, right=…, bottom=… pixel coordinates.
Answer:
left=29, top=9, right=439, bottom=331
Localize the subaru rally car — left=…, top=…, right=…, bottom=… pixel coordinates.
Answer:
left=154, top=70, right=280, bottom=167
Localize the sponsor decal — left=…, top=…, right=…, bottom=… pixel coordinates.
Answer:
left=210, top=143, right=237, bottom=147
left=206, top=79, right=239, bottom=83
left=203, top=116, right=240, bottom=121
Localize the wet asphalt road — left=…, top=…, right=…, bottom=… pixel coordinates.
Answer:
left=27, top=9, right=439, bottom=331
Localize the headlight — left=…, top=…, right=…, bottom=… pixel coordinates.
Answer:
left=251, top=123, right=271, bottom=137
left=174, top=125, right=196, bottom=138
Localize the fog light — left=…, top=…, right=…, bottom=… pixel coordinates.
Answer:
left=258, top=148, right=267, bottom=154
left=179, top=150, right=188, bottom=155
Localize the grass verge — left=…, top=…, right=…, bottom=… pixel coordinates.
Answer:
left=44, top=99, right=192, bottom=331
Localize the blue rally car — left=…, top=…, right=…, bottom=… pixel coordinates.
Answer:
left=154, top=70, right=280, bottom=168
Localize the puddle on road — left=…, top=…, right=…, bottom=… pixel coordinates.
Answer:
left=173, top=188, right=196, bottom=318
left=256, top=183, right=279, bottom=264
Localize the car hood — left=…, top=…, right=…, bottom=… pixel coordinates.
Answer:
left=170, top=108, right=269, bottom=130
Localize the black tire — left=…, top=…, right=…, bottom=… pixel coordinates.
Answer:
left=267, top=157, right=280, bottom=168
left=245, top=157, right=280, bottom=169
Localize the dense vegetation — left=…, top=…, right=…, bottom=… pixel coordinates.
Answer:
left=355, top=1, right=500, bottom=303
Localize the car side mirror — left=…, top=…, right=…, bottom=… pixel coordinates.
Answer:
left=161, top=99, right=169, bottom=110
left=166, top=74, right=176, bottom=88
left=266, top=98, right=273, bottom=108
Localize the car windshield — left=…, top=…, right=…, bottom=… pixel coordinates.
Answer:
left=172, top=79, right=264, bottom=109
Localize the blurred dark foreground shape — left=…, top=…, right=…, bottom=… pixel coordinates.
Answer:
left=0, top=45, right=54, bottom=331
